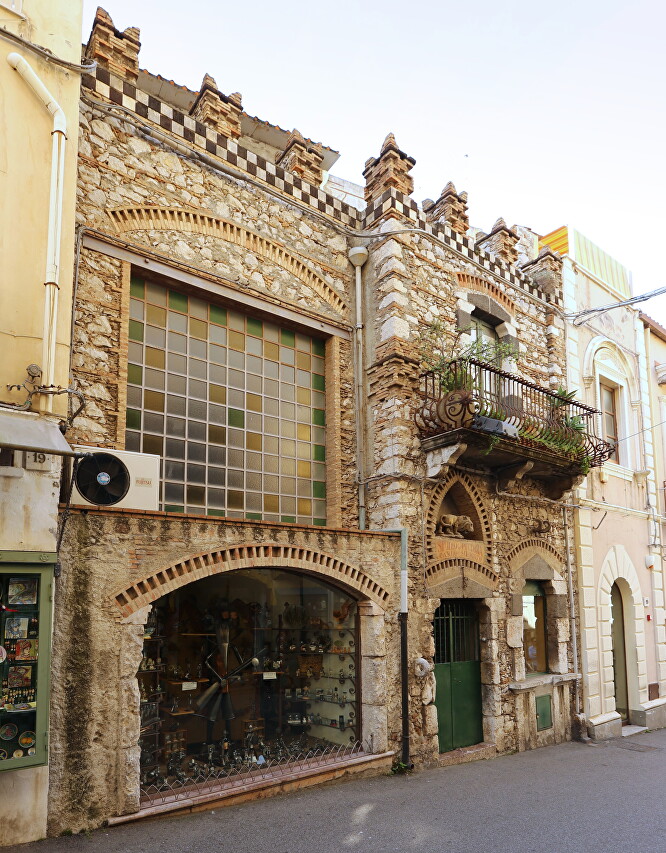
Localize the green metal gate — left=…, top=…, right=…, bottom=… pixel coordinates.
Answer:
left=433, top=600, right=483, bottom=753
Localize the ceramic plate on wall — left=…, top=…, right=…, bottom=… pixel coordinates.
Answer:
left=0, top=723, right=18, bottom=741
left=0, top=749, right=7, bottom=760
left=0, top=646, right=6, bottom=663
left=18, top=731, right=35, bottom=748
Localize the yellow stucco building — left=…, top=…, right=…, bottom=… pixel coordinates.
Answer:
left=0, top=0, right=82, bottom=844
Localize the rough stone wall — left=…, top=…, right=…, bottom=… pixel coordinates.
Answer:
left=49, top=512, right=401, bottom=834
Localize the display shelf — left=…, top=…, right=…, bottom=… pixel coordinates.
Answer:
left=142, top=636, right=165, bottom=642
left=164, top=709, right=195, bottom=717
left=165, top=678, right=209, bottom=685
left=137, top=668, right=164, bottom=675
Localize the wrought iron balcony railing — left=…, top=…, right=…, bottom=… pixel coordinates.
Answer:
left=416, top=359, right=614, bottom=468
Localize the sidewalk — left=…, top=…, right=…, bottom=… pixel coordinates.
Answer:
left=11, top=729, right=666, bottom=853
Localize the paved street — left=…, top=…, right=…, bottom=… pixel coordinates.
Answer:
left=14, top=730, right=666, bottom=853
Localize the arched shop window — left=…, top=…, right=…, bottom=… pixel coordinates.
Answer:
left=138, top=570, right=358, bottom=789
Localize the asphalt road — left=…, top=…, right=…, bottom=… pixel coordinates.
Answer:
left=13, top=729, right=666, bottom=853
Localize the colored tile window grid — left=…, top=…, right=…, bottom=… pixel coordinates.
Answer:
left=126, top=279, right=326, bottom=525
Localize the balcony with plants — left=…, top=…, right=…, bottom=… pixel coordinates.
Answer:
left=415, top=327, right=613, bottom=496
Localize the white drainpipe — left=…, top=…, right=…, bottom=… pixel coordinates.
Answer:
left=7, top=52, right=67, bottom=413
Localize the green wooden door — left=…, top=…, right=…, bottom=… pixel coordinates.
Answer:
left=434, top=600, right=483, bottom=753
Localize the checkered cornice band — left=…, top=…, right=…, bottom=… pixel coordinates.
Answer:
left=83, top=68, right=364, bottom=229
left=82, top=68, right=562, bottom=309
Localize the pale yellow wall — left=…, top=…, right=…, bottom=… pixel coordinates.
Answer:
left=0, top=0, right=82, bottom=416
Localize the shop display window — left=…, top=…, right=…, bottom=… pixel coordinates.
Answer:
left=0, top=565, right=52, bottom=771
left=138, top=570, right=358, bottom=790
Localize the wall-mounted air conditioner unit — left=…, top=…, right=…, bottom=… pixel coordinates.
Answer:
left=71, top=446, right=160, bottom=511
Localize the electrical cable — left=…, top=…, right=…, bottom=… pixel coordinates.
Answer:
left=566, top=284, right=666, bottom=326
left=0, top=26, right=96, bottom=73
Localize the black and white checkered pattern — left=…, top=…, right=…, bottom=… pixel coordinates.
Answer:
left=82, top=68, right=561, bottom=309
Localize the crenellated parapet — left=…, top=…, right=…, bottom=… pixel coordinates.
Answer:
left=85, top=6, right=141, bottom=81
left=189, top=73, right=243, bottom=140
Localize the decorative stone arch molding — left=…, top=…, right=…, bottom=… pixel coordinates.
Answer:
left=425, top=558, right=499, bottom=598
left=107, top=206, right=348, bottom=314
left=425, top=472, right=492, bottom=566
left=583, top=336, right=637, bottom=390
left=110, top=542, right=390, bottom=619
left=507, top=539, right=566, bottom=592
left=455, top=273, right=517, bottom=318
left=597, top=545, right=647, bottom=714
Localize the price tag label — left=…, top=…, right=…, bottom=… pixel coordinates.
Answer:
left=181, top=681, right=197, bottom=691
left=263, top=672, right=277, bottom=680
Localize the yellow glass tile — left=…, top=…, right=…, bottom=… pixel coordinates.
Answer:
left=209, top=384, right=226, bottom=404
left=246, top=393, right=263, bottom=412
left=144, top=390, right=165, bottom=412
left=264, top=341, right=279, bottom=361
left=246, top=432, right=262, bottom=451
left=264, top=494, right=279, bottom=513
left=190, top=318, right=208, bottom=340
left=297, top=387, right=311, bottom=405
left=228, top=330, right=245, bottom=351
left=145, top=346, right=165, bottom=369
left=228, top=490, right=244, bottom=509
left=297, top=424, right=311, bottom=441
left=297, top=460, right=311, bottom=478
left=296, top=351, right=311, bottom=370
left=208, top=424, right=226, bottom=445
left=297, top=498, right=312, bottom=515
left=146, top=304, right=167, bottom=327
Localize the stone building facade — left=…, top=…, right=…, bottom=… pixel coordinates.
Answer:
left=46, top=7, right=613, bottom=835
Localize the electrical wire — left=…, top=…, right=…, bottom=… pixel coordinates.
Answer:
left=565, top=284, right=666, bottom=326
left=0, top=26, right=97, bottom=73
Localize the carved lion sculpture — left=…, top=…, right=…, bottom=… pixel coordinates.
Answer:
left=435, top=513, right=475, bottom=539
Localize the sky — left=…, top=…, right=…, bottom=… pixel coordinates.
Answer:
left=82, top=1, right=666, bottom=320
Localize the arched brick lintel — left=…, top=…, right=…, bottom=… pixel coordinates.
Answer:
left=425, top=558, right=499, bottom=592
left=106, top=206, right=348, bottom=314
left=110, top=542, right=390, bottom=619
left=507, top=538, right=564, bottom=576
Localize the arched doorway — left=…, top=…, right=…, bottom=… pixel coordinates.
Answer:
left=610, top=581, right=629, bottom=720
left=137, top=567, right=361, bottom=797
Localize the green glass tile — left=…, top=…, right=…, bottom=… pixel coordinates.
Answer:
left=281, top=515, right=297, bottom=524
left=280, top=329, right=295, bottom=347
left=210, top=304, right=227, bottom=326
left=246, top=512, right=263, bottom=521
left=312, top=373, right=325, bottom=391
left=313, top=518, right=326, bottom=526
left=130, top=277, right=145, bottom=298
left=313, top=481, right=326, bottom=499
left=247, top=317, right=263, bottom=337
left=168, top=290, right=188, bottom=312
left=164, top=504, right=185, bottom=513
left=126, top=408, right=141, bottom=430
left=228, top=408, right=245, bottom=428
left=128, top=320, right=144, bottom=342
left=127, top=363, right=143, bottom=385
left=312, top=338, right=325, bottom=357
left=208, top=509, right=226, bottom=517
left=312, top=408, right=325, bottom=426
left=313, top=444, right=326, bottom=462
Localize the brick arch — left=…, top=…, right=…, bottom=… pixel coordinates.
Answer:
left=455, top=273, right=517, bottom=317
left=107, top=206, right=348, bottom=314
left=425, top=472, right=492, bottom=566
left=507, top=538, right=564, bottom=577
left=425, top=558, right=499, bottom=592
left=110, top=543, right=389, bottom=618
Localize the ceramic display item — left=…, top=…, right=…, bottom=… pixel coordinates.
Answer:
left=27, top=747, right=35, bottom=756
left=0, top=749, right=7, bottom=760
left=0, top=646, right=6, bottom=663
left=12, top=749, right=24, bottom=759
left=0, top=723, right=18, bottom=741
left=18, top=731, right=36, bottom=748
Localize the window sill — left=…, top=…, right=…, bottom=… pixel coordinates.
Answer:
left=508, top=672, right=578, bottom=693
left=600, top=461, right=635, bottom=482
left=0, top=467, right=24, bottom=479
